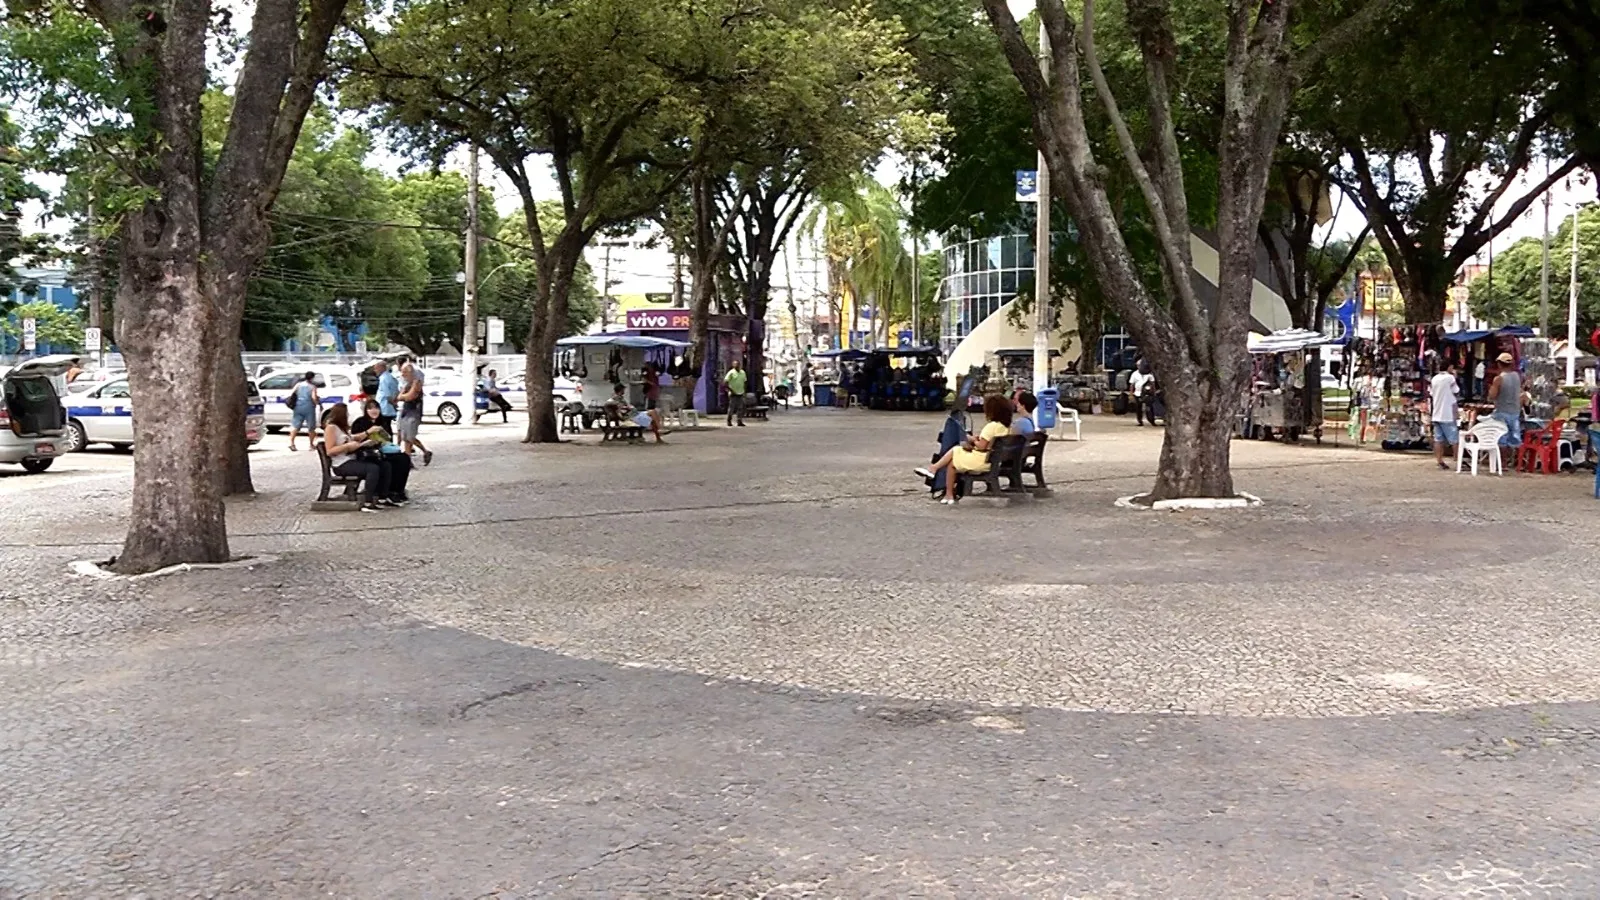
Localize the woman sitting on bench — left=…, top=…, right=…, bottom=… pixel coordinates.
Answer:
left=915, top=394, right=1013, bottom=505
left=323, top=402, right=391, bottom=513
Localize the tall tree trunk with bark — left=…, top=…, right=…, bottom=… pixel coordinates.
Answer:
left=521, top=241, right=579, bottom=443
left=685, top=171, right=744, bottom=403
left=982, top=0, right=1388, bottom=500
left=84, top=0, right=346, bottom=573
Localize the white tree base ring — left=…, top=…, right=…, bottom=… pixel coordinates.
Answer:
left=1115, top=492, right=1262, bottom=511
left=69, top=555, right=279, bottom=582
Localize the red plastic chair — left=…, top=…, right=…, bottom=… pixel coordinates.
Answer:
left=1518, top=419, right=1565, bottom=473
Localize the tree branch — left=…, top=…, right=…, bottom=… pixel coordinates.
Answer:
left=1294, top=0, right=1400, bottom=80
left=1083, top=0, right=1207, bottom=367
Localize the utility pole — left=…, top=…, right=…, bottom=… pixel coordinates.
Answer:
left=910, top=165, right=920, bottom=347
left=1541, top=158, right=1551, bottom=336
left=1032, top=19, right=1052, bottom=394
left=462, top=146, right=480, bottom=420
left=87, top=191, right=103, bottom=369
left=1568, top=200, right=1580, bottom=385
left=601, top=244, right=613, bottom=328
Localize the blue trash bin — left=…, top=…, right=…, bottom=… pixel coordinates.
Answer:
left=1036, top=388, right=1060, bottom=430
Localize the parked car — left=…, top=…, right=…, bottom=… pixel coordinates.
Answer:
left=255, top=366, right=368, bottom=432
left=497, top=371, right=581, bottom=411
left=0, top=354, right=78, bottom=473
left=60, top=374, right=265, bottom=452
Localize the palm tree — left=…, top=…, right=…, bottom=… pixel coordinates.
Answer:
left=802, top=178, right=914, bottom=348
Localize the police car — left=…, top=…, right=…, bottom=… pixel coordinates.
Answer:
left=60, top=375, right=266, bottom=452
left=255, top=366, right=368, bottom=432
left=257, top=362, right=480, bottom=429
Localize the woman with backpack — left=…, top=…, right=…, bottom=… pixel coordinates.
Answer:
left=287, top=371, right=320, bottom=451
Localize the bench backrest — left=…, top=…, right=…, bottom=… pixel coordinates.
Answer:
left=314, top=441, right=334, bottom=477
left=988, top=434, right=1027, bottom=471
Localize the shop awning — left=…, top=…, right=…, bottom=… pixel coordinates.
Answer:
left=1439, top=325, right=1536, bottom=343
left=1248, top=328, right=1333, bottom=354
left=812, top=348, right=869, bottom=360
left=556, top=334, right=690, bottom=350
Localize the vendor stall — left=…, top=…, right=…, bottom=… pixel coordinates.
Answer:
left=810, top=348, right=867, bottom=407
left=619, top=309, right=746, bottom=414
left=555, top=334, right=690, bottom=425
left=1342, top=324, right=1533, bottom=449
left=1239, top=328, right=1329, bottom=442
left=856, top=347, right=947, bottom=411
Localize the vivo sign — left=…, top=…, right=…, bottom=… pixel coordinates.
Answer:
left=626, top=309, right=692, bottom=329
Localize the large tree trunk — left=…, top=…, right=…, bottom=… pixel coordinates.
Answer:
left=113, top=271, right=230, bottom=572
left=212, top=329, right=254, bottom=496
left=743, top=256, right=774, bottom=395
left=522, top=250, right=576, bottom=443
left=1151, top=374, right=1236, bottom=500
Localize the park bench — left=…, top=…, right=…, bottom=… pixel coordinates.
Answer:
left=599, top=405, right=644, bottom=443
left=313, top=441, right=362, bottom=507
left=743, top=393, right=770, bottom=420
left=955, top=434, right=1030, bottom=499
left=1017, top=431, right=1052, bottom=494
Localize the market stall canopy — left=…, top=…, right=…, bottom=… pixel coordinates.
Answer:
left=556, top=334, right=690, bottom=350
left=871, top=346, right=941, bottom=358
left=1439, top=326, right=1536, bottom=343
left=812, top=348, right=869, bottom=360
left=1248, top=328, right=1333, bottom=354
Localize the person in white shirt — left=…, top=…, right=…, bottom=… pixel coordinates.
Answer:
left=1128, top=360, right=1156, bottom=426
left=1430, top=360, right=1461, bottom=470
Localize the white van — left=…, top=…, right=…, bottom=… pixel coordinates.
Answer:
left=0, top=354, right=78, bottom=473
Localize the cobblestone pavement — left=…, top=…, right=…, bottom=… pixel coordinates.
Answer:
left=2, top=412, right=1599, bottom=897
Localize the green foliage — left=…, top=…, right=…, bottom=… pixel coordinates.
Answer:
left=486, top=203, right=599, bottom=352
left=2, top=299, right=82, bottom=348
left=1469, top=204, right=1600, bottom=334
left=0, top=108, right=49, bottom=301
left=244, top=111, right=428, bottom=350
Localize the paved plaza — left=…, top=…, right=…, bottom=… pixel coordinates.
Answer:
left=2, top=409, right=1599, bottom=897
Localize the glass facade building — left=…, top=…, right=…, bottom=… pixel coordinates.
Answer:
left=936, top=234, right=1035, bottom=356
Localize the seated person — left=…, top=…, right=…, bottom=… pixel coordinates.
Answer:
left=602, top=384, right=663, bottom=442
left=914, top=394, right=1014, bottom=505
left=1013, top=391, right=1038, bottom=435
left=321, top=402, right=390, bottom=512
left=351, top=399, right=412, bottom=505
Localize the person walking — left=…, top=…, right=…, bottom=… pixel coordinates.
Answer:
left=375, top=360, right=400, bottom=418
left=800, top=363, right=813, bottom=407
left=1430, top=360, right=1460, bottom=470
left=1129, top=360, right=1155, bottom=426
left=724, top=359, right=748, bottom=427
left=287, top=371, right=320, bottom=451
left=1488, top=352, right=1522, bottom=471
left=396, top=361, right=433, bottom=466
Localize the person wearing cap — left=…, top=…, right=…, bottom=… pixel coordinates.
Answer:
left=1487, top=351, right=1522, bottom=467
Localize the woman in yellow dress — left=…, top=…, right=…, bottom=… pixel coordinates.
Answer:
left=915, top=394, right=1014, bottom=505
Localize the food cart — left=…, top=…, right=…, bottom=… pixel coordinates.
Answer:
left=555, top=334, right=690, bottom=425
left=1239, top=328, right=1330, bottom=443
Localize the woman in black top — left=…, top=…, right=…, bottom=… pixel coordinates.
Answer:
left=351, top=399, right=413, bottom=504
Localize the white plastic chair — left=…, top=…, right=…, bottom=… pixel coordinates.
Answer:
left=1052, top=407, right=1082, bottom=441
left=1456, top=418, right=1507, bottom=475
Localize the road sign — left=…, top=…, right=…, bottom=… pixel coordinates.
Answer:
left=21, top=317, right=36, bottom=351
left=1015, top=170, right=1039, bottom=203
left=487, top=316, right=505, bottom=345
left=83, top=326, right=102, bottom=351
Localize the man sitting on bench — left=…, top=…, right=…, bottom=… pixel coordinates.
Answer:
left=603, top=385, right=664, bottom=443
left=915, top=394, right=1013, bottom=505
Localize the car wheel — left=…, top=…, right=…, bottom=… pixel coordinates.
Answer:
left=113, top=443, right=133, bottom=453
left=438, top=402, right=462, bottom=425
left=63, top=420, right=87, bottom=453
left=20, top=457, right=54, bottom=474
left=267, top=426, right=284, bottom=434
